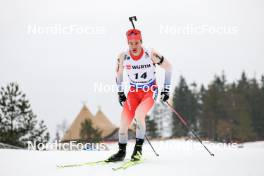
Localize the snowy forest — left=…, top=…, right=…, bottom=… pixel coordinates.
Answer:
left=147, top=72, right=264, bottom=143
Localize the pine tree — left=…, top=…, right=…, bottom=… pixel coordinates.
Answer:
left=0, top=82, right=50, bottom=147
left=172, top=76, right=199, bottom=137
left=146, top=115, right=158, bottom=139
left=200, top=72, right=257, bottom=142
left=225, top=82, right=255, bottom=142
left=232, top=72, right=256, bottom=141
left=256, top=75, right=264, bottom=139
left=80, top=119, right=102, bottom=142
left=246, top=75, right=264, bottom=140
left=200, top=74, right=227, bottom=141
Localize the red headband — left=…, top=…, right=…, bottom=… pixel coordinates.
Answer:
left=126, top=29, right=142, bottom=40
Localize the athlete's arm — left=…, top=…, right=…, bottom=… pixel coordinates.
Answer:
left=116, top=53, right=127, bottom=106
left=116, top=53, right=125, bottom=92
left=151, top=49, right=173, bottom=91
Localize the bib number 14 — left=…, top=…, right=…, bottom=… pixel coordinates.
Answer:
left=134, top=72, right=147, bottom=79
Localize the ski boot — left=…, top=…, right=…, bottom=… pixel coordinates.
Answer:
left=106, top=143, right=127, bottom=162
left=131, top=138, right=144, bottom=161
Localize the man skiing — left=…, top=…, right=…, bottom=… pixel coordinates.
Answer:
left=106, top=17, right=172, bottom=162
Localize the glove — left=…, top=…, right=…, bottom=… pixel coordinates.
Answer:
left=118, top=92, right=127, bottom=106
left=160, top=88, right=170, bottom=102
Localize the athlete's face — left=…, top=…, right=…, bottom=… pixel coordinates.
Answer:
left=128, top=39, right=142, bottom=55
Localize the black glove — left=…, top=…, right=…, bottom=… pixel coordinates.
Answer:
left=118, top=92, right=127, bottom=106
left=160, top=88, right=170, bottom=102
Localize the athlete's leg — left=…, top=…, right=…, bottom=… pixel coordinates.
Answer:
left=107, top=92, right=139, bottom=162
left=130, top=91, right=155, bottom=161
left=134, top=91, right=155, bottom=139
left=119, top=91, right=139, bottom=144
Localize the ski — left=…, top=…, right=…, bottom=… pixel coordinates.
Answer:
left=112, top=159, right=144, bottom=171
left=57, top=160, right=108, bottom=168
left=57, top=159, right=130, bottom=168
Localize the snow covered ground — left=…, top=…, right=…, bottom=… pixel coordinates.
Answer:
left=1, top=139, right=263, bottom=176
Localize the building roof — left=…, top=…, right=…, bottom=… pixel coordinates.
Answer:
left=93, top=109, right=117, bottom=137
left=62, top=105, right=117, bottom=141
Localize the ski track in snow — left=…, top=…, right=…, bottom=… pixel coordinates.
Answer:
left=1, top=139, right=264, bottom=176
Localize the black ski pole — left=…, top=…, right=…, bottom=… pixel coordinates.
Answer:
left=144, top=133, right=159, bottom=157
left=165, top=101, right=215, bottom=156
left=134, top=119, right=159, bottom=157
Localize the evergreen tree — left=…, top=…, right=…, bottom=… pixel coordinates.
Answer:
left=146, top=115, right=158, bottom=139
left=199, top=72, right=257, bottom=142
left=0, top=82, right=50, bottom=147
left=196, top=84, right=206, bottom=134
left=80, top=119, right=102, bottom=142
left=245, top=75, right=264, bottom=140
left=200, top=74, right=227, bottom=141
left=172, top=76, right=199, bottom=137
left=232, top=72, right=256, bottom=141
left=255, top=76, right=264, bottom=139
left=170, top=72, right=263, bottom=142
left=224, top=82, right=255, bottom=142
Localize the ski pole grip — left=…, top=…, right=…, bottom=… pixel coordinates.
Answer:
left=129, top=16, right=137, bottom=22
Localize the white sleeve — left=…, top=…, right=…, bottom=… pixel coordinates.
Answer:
left=116, top=53, right=125, bottom=92
left=151, top=49, right=173, bottom=91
